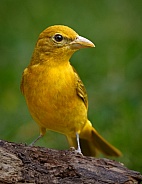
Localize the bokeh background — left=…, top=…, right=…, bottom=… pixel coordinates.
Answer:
left=0, top=0, right=142, bottom=173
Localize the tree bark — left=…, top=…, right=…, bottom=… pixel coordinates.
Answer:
left=0, top=140, right=142, bottom=184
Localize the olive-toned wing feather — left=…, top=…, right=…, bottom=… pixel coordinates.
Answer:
left=72, top=66, right=88, bottom=109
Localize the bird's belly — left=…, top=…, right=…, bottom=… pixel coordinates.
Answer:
left=24, top=66, right=87, bottom=136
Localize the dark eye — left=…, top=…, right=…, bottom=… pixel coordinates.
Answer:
left=54, top=34, right=63, bottom=42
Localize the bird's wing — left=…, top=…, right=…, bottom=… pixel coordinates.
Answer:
left=72, top=66, right=88, bottom=109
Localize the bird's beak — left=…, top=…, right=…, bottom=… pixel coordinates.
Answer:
left=70, top=35, right=95, bottom=49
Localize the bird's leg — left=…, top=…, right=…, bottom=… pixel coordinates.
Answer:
left=29, top=134, right=43, bottom=146
left=30, top=127, right=46, bottom=146
left=76, top=132, right=82, bottom=154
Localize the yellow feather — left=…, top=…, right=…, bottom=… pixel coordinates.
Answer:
left=21, top=25, right=121, bottom=157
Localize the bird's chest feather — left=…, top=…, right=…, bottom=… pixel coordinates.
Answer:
left=23, top=63, right=87, bottom=133
left=24, top=63, right=77, bottom=111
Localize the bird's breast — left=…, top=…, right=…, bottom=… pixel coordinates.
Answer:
left=23, top=62, right=87, bottom=135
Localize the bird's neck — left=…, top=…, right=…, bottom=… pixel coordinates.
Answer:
left=29, top=48, right=73, bottom=67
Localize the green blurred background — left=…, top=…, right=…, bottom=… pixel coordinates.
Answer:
left=0, top=0, right=142, bottom=173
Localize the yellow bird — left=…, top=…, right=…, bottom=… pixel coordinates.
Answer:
left=21, top=25, right=121, bottom=157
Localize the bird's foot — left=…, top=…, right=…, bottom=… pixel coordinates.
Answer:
left=69, top=147, right=83, bottom=156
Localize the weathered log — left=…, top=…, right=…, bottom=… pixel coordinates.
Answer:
left=0, top=140, right=142, bottom=184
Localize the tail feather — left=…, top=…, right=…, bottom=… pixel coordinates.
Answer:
left=67, top=120, right=122, bottom=157
left=79, top=138, right=98, bottom=156
left=91, top=128, right=122, bottom=157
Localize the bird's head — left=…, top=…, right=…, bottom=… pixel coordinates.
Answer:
left=31, top=25, right=95, bottom=64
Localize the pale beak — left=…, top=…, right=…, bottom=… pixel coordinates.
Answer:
left=70, top=35, right=95, bottom=49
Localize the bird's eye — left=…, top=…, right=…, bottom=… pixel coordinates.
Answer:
left=54, top=34, right=63, bottom=42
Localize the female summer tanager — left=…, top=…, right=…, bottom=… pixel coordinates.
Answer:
left=21, top=25, right=121, bottom=157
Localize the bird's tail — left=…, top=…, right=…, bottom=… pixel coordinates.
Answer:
left=67, top=120, right=122, bottom=157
